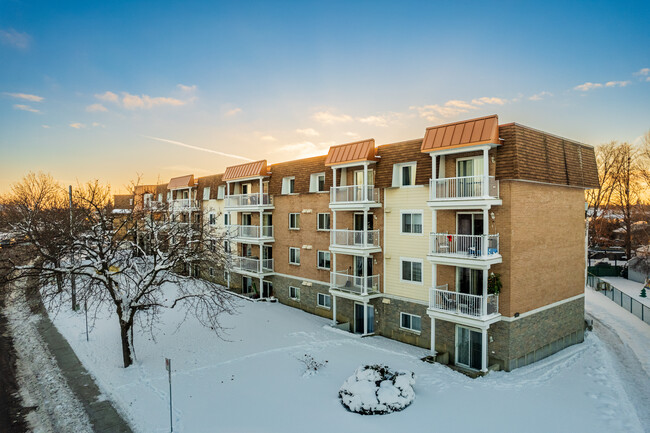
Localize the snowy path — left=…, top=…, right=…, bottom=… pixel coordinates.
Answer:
left=586, top=286, right=650, bottom=426
left=5, top=283, right=94, bottom=433
left=46, top=281, right=648, bottom=433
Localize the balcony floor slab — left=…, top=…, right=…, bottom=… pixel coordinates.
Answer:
left=426, top=253, right=502, bottom=268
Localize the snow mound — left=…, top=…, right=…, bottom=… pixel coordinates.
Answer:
left=339, top=365, right=415, bottom=415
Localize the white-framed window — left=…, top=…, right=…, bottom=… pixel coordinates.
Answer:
left=317, top=213, right=331, bottom=231
left=354, top=169, right=375, bottom=186
left=167, top=191, right=172, bottom=201
left=317, top=293, right=331, bottom=309
left=282, top=177, right=295, bottom=194
left=242, top=277, right=253, bottom=294
left=158, top=193, right=163, bottom=202
left=129, top=198, right=133, bottom=205
left=401, top=258, right=423, bottom=284
left=209, top=267, right=215, bottom=277
left=317, top=251, right=331, bottom=270
left=192, top=264, right=200, bottom=277
left=289, top=286, right=300, bottom=301
left=401, top=211, right=423, bottom=234
left=217, top=185, right=225, bottom=200
left=224, top=240, right=231, bottom=254
left=309, top=172, right=326, bottom=192
left=289, top=213, right=300, bottom=230
left=289, top=247, right=301, bottom=265
left=224, top=213, right=230, bottom=226
left=400, top=312, right=421, bottom=332
left=209, top=212, right=216, bottom=226
left=203, top=187, right=211, bottom=200
left=392, top=162, right=417, bottom=187
left=209, top=239, right=216, bottom=252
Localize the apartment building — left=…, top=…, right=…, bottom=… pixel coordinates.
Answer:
left=119, top=114, right=598, bottom=373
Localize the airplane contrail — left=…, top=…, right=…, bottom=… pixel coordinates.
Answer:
left=142, top=135, right=254, bottom=162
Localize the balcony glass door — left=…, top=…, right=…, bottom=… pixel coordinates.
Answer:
left=354, top=303, right=375, bottom=334
left=262, top=213, right=272, bottom=237
left=456, top=325, right=482, bottom=370
left=457, top=157, right=483, bottom=197
left=353, top=213, right=373, bottom=245
left=458, top=213, right=484, bottom=255
left=458, top=267, right=482, bottom=296
left=354, top=256, right=373, bottom=289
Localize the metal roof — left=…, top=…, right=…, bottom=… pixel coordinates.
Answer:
left=222, top=160, right=268, bottom=181
left=325, top=139, right=376, bottom=166
left=167, top=174, right=195, bottom=190
left=421, top=115, right=499, bottom=153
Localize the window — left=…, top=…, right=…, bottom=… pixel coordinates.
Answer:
left=400, top=313, right=421, bottom=332
left=209, top=267, right=215, bottom=277
left=289, top=247, right=301, bottom=265
left=392, top=162, right=417, bottom=187
left=224, top=213, right=230, bottom=226
left=209, top=239, right=216, bottom=252
left=317, top=293, right=331, bottom=309
left=401, top=259, right=423, bottom=283
left=309, top=172, right=326, bottom=192
left=129, top=198, right=133, bottom=206
left=317, top=251, right=331, bottom=270
left=289, top=213, right=300, bottom=230
left=192, top=264, right=200, bottom=277
left=209, top=213, right=216, bottom=226
left=243, top=277, right=253, bottom=294
left=203, top=187, right=211, bottom=201
left=401, top=212, right=423, bottom=234
left=289, top=286, right=300, bottom=300
left=217, top=185, right=225, bottom=200
left=354, top=169, right=374, bottom=185
left=158, top=193, right=163, bottom=202
left=282, top=177, right=295, bottom=194
left=224, top=240, right=231, bottom=254
left=317, top=213, right=331, bottom=231
left=194, top=213, right=201, bottom=223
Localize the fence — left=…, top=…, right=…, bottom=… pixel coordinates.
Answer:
left=586, top=273, right=650, bottom=325
left=587, top=265, right=624, bottom=277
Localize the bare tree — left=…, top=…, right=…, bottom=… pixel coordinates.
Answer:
left=5, top=176, right=235, bottom=368
left=586, top=142, right=621, bottom=246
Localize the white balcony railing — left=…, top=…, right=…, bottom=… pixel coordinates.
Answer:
left=429, top=286, right=499, bottom=318
left=230, top=256, right=274, bottom=274
left=229, top=225, right=273, bottom=239
left=330, top=271, right=380, bottom=295
left=224, top=193, right=272, bottom=208
left=330, top=229, right=380, bottom=249
left=170, top=199, right=199, bottom=210
left=429, top=176, right=499, bottom=200
left=429, top=233, right=499, bottom=258
left=330, top=185, right=379, bottom=204
left=144, top=200, right=164, bottom=210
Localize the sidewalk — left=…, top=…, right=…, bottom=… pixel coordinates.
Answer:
left=25, top=277, right=133, bottom=433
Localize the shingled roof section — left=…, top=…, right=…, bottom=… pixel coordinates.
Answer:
left=167, top=174, right=196, bottom=190
left=197, top=173, right=226, bottom=200
left=325, top=139, right=376, bottom=166
left=421, top=115, right=500, bottom=153
left=496, top=123, right=599, bottom=189
left=222, top=160, right=268, bottom=181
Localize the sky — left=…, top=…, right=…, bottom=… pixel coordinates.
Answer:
left=1, top=0, right=649, bottom=194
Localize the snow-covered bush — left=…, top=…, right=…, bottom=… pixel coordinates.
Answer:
left=339, top=365, right=415, bottom=415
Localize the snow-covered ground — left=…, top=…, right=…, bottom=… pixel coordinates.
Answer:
left=600, top=276, right=650, bottom=308
left=47, top=283, right=646, bottom=433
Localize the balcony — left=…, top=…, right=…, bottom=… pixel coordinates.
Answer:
left=228, top=225, right=274, bottom=242
left=329, top=185, right=380, bottom=209
left=428, top=233, right=501, bottom=267
left=230, top=256, right=274, bottom=275
left=224, top=193, right=273, bottom=210
left=329, top=229, right=380, bottom=254
left=329, top=271, right=380, bottom=297
left=428, top=286, right=499, bottom=320
left=169, top=199, right=199, bottom=211
left=428, top=176, right=501, bottom=209
left=143, top=200, right=164, bottom=211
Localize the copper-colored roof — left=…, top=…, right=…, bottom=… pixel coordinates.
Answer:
left=325, top=139, right=376, bottom=166
left=222, top=160, right=268, bottom=181
left=421, top=115, right=499, bottom=153
left=167, top=174, right=195, bottom=190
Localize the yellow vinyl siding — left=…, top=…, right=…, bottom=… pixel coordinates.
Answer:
left=384, top=186, right=431, bottom=302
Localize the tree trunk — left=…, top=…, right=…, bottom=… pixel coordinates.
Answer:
left=120, top=321, right=133, bottom=368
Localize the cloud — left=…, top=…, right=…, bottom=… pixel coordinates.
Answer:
left=69, top=122, right=85, bottom=129
left=312, top=111, right=353, bottom=124
left=122, top=92, right=185, bottom=110
left=410, top=96, right=506, bottom=122
left=574, top=82, right=603, bottom=92
left=344, top=132, right=360, bottom=138
left=529, top=91, right=553, bottom=101
left=92, top=122, right=105, bottom=128
left=86, top=103, right=108, bottom=112
left=634, top=68, right=649, bottom=76
left=296, top=128, right=319, bottom=137
left=225, top=107, right=242, bottom=116
left=141, top=135, right=253, bottom=161
left=0, top=28, right=30, bottom=49
left=95, top=91, right=119, bottom=103
left=358, top=115, right=390, bottom=127
left=604, top=80, right=630, bottom=87
left=13, top=104, right=40, bottom=113
left=260, top=135, right=277, bottom=142
left=177, top=84, right=197, bottom=92
left=4, top=92, right=44, bottom=102
left=41, top=125, right=50, bottom=129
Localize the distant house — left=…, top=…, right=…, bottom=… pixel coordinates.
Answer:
left=628, top=256, right=650, bottom=284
